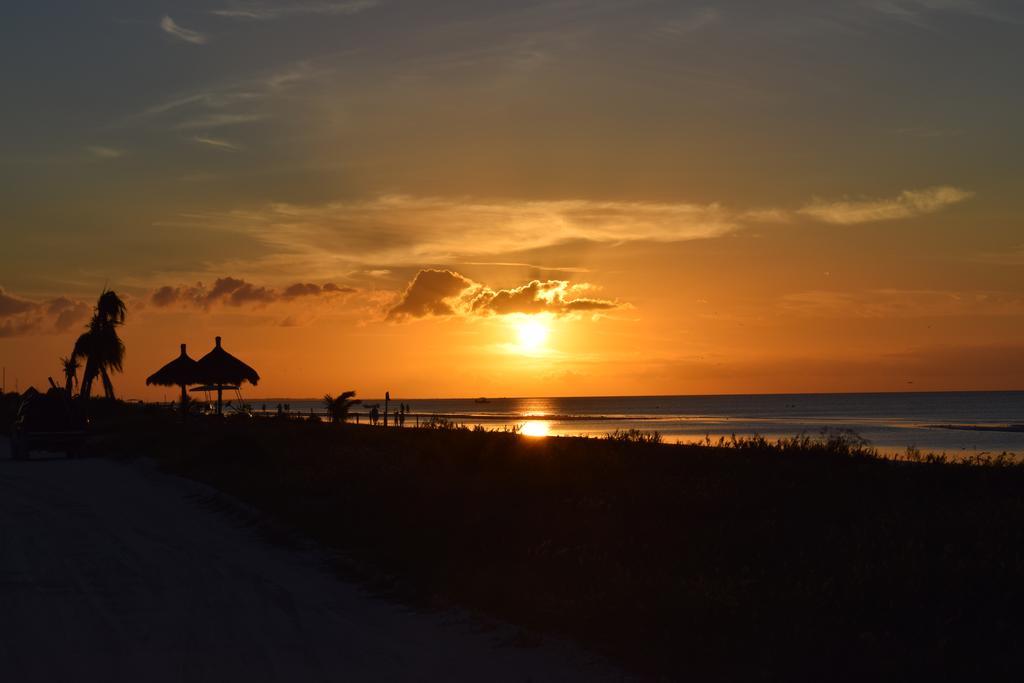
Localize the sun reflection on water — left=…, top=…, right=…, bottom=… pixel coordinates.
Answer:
left=521, top=420, right=552, bottom=438
left=519, top=398, right=554, bottom=417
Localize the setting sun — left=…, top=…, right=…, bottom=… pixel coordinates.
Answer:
left=515, top=319, right=550, bottom=354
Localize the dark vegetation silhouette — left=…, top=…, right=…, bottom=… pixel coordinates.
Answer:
left=606, top=428, right=663, bottom=444
left=72, top=289, right=127, bottom=400
left=7, top=288, right=123, bottom=455
left=9, top=386, right=88, bottom=458
left=59, top=355, right=79, bottom=397
left=0, top=392, right=20, bottom=435
left=322, top=391, right=360, bottom=423
left=88, top=407, right=1024, bottom=682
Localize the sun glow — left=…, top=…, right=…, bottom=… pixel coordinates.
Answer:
left=521, top=420, right=551, bottom=437
left=515, top=318, right=550, bottom=354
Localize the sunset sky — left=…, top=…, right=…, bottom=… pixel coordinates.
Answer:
left=2, top=0, right=1023, bottom=399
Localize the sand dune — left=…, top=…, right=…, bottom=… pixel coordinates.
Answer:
left=0, top=440, right=620, bottom=682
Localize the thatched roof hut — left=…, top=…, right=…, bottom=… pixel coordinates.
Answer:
left=146, top=343, right=200, bottom=410
left=196, top=337, right=259, bottom=414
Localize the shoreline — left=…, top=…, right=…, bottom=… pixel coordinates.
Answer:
left=255, top=410, right=658, bottom=422
left=930, top=424, right=1024, bottom=433
left=171, top=392, right=1024, bottom=458
left=221, top=389, right=1024, bottom=403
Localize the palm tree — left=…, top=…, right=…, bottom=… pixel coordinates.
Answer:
left=322, top=390, right=361, bottom=423
left=73, top=290, right=127, bottom=400
left=60, top=356, right=80, bottom=397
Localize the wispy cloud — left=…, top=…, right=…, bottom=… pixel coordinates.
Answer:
left=798, top=186, right=973, bottom=225
left=142, top=93, right=257, bottom=118
left=160, top=15, right=208, bottom=45
left=164, top=195, right=738, bottom=271
left=135, top=63, right=322, bottom=132
left=867, top=0, right=1021, bottom=25
left=174, top=113, right=267, bottom=130
left=973, top=245, right=1024, bottom=266
left=156, top=185, right=972, bottom=279
left=779, top=287, right=1024, bottom=318
left=86, top=145, right=125, bottom=159
left=893, top=125, right=962, bottom=138
left=179, top=171, right=223, bottom=183
left=659, top=7, right=721, bottom=37
left=191, top=135, right=243, bottom=152
left=211, top=1, right=379, bottom=20
left=461, top=262, right=593, bottom=274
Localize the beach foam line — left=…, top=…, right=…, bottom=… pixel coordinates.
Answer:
left=928, top=424, right=1024, bottom=433
left=408, top=413, right=661, bottom=422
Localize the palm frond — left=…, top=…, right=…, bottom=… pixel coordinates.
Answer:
left=97, top=290, right=127, bottom=326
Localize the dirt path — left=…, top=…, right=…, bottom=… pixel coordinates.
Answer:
left=0, top=440, right=622, bottom=682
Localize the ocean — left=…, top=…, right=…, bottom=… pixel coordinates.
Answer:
left=241, top=392, right=1024, bottom=457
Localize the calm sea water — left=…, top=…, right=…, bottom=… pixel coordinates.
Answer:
left=244, top=392, right=1024, bottom=456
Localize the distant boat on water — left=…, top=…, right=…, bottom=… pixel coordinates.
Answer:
left=475, top=397, right=491, bottom=404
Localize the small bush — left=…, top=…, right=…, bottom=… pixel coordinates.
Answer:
left=421, top=415, right=468, bottom=431
left=606, top=428, right=663, bottom=444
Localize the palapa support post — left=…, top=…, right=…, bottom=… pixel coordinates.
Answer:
left=194, top=336, right=259, bottom=418
left=178, top=344, right=189, bottom=417
left=213, top=337, right=223, bottom=416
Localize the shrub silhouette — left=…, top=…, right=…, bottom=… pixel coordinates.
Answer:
left=322, top=390, right=361, bottom=423
left=72, top=290, right=127, bottom=400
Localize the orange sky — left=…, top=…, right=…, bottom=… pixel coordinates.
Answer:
left=1, top=1, right=1023, bottom=398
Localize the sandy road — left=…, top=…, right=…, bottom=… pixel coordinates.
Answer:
left=0, top=440, right=622, bottom=682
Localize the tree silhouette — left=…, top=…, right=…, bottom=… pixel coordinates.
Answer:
left=60, top=355, right=80, bottom=397
left=73, top=290, right=127, bottom=400
left=322, top=390, right=361, bottom=423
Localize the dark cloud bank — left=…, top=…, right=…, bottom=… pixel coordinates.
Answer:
left=0, top=288, right=91, bottom=338
left=0, top=270, right=616, bottom=338
left=150, top=277, right=355, bottom=309
left=387, top=270, right=621, bottom=321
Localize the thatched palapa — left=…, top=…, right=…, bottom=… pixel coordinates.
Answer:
left=196, top=336, right=260, bottom=415
left=146, top=343, right=200, bottom=411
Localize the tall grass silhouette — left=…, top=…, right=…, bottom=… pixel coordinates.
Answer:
left=91, top=406, right=1024, bottom=681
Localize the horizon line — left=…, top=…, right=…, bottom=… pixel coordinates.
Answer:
left=136, top=388, right=1024, bottom=403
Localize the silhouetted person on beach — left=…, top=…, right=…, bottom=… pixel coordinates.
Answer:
left=370, top=405, right=380, bottom=425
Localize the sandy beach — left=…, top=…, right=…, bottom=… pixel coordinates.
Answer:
left=0, top=438, right=621, bottom=683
